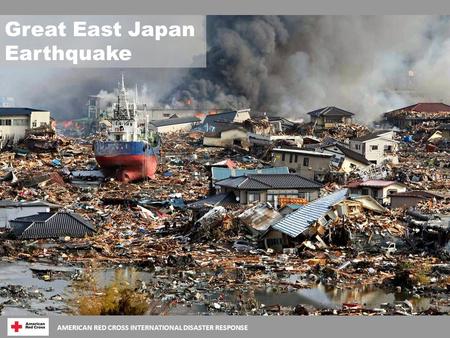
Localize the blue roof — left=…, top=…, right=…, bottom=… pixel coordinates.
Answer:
left=0, top=107, right=48, bottom=116
left=212, top=166, right=289, bottom=181
left=271, top=188, right=348, bottom=238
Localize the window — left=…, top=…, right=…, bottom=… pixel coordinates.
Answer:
left=298, top=192, right=311, bottom=201
left=355, top=144, right=361, bottom=150
left=0, top=119, right=12, bottom=126
left=13, top=119, right=28, bottom=126
left=32, top=120, right=37, bottom=128
left=362, top=188, right=369, bottom=195
left=294, top=154, right=298, bottom=163
left=247, top=192, right=261, bottom=203
left=289, top=154, right=294, bottom=163
left=163, top=113, right=171, bottom=117
left=281, top=153, right=285, bottom=161
left=370, top=145, right=378, bottom=151
left=303, top=157, right=310, bottom=167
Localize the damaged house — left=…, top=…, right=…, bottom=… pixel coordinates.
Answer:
left=9, top=211, right=96, bottom=240
left=272, top=148, right=332, bottom=181
left=321, top=143, right=371, bottom=173
left=307, top=106, right=354, bottom=130
left=203, top=125, right=250, bottom=148
left=349, top=130, right=398, bottom=165
left=201, top=109, right=251, bottom=132
left=347, top=180, right=407, bottom=205
left=389, top=190, right=448, bottom=209
left=384, top=102, right=450, bottom=129
left=263, top=189, right=348, bottom=251
left=215, top=173, right=322, bottom=209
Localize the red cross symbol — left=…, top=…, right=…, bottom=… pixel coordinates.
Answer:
left=11, top=321, right=23, bottom=332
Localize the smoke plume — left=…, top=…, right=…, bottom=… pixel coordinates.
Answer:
left=2, top=16, right=450, bottom=122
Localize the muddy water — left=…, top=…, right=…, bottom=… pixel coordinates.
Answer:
left=0, top=261, right=438, bottom=316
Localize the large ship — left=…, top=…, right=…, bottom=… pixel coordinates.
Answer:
left=93, top=76, right=160, bottom=183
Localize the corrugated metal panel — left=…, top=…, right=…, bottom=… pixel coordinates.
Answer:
left=212, top=166, right=289, bottom=181
left=271, top=189, right=348, bottom=238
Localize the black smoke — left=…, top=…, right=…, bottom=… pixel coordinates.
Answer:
left=2, top=16, right=450, bottom=122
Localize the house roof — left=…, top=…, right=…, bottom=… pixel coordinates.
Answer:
left=351, top=130, right=393, bottom=142
left=307, top=106, right=355, bottom=118
left=187, top=192, right=238, bottom=209
left=272, top=148, right=333, bottom=158
left=268, top=116, right=296, bottom=127
left=215, top=173, right=323, bottom=190
left=0, top=107, right=48, bottom=116
left=271, top=189, right=348, bottom=238
left=324, top=144, right=371, bottom=165
left=386, top=102, right=450, bottom=114
left=203, top=111, right=240, bottom=126
left=10, top=212, right=96, bottom=239
left=211, top=166, right=289, bottom=181
left=347, top=180, right=405, bottom=188
left=150, top=116, right=200, bottom=127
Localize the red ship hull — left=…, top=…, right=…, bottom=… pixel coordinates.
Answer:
left=96, top=154, right=158, bottom=183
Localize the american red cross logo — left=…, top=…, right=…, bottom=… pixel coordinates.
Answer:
left=10, top=321, right=23, bottom=332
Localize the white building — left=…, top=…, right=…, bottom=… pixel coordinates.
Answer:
left=149, top=116, right=201, bottom=134
left=0, top=200, right=59, bottom=229
left=349, top=130, right=398, bottom=165
left=0, top=107, right=51, bottom=146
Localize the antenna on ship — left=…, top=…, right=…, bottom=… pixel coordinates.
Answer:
left=135, top=83, right=139, bottom=106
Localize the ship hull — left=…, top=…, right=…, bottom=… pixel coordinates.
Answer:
left=93, top=141, right=159, bottom=183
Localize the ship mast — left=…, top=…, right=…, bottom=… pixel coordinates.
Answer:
left=114, top=73, right=133, bottom=120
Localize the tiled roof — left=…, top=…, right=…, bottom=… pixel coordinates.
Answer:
left=215, top=173, right=323, bottom=190
left=203, top=111, right=239, bottom=126
left=211, top=166, right=289, bottom=181
left=10, top=212, right=96, bottom=239
left=307, top=106, right=355, bottom=117
left=271, top=189, right=348, bottom=238
left=387, top=102, right=450, bottom=113
left=334, top=144, right=371, bottom=165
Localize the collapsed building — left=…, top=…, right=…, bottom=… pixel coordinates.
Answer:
left=384, top=102, right=450, bottom=129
